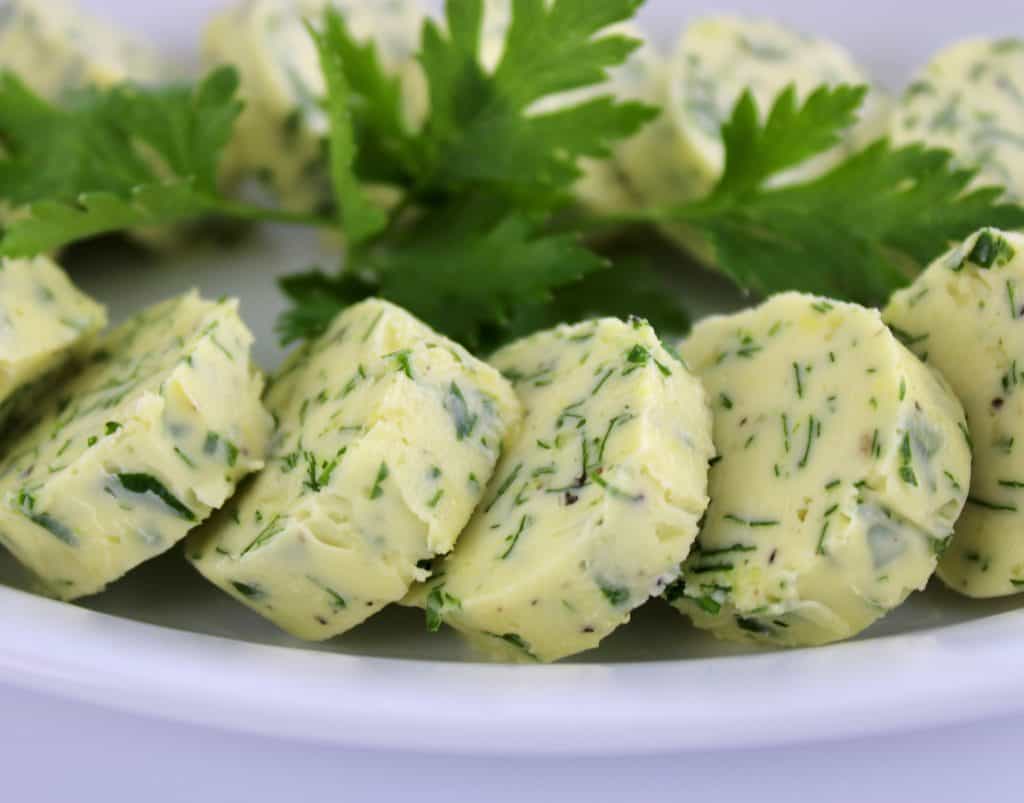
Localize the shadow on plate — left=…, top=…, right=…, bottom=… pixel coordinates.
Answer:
left=1, top=546, right=1021, bottom=664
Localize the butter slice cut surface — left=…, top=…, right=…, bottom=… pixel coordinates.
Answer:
left=188, top=299, right=521, bottom=641
left=890, top=38, right=1024, bottom=203
left=0, top=292, right=271, bottom=599
left=885, top=228, right=1024, bottom=597
left=0, top=0, right=165, bottom=98
left=0, top=256, right=107, bottom=426
left=672, top=293, right=970, bottom=647
left=204, top=0, right=422, bottom=211
left=412, top=317, right=714, bottom=663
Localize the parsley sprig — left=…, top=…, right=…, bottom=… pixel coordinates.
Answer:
left=639, top=84, right=1024, bottom=305
left=0, top=67, right=331, bottom=257
left=277, top=0, right=655, bottom=348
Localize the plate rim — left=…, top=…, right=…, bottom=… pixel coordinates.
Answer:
left=2, top=582, right=1022, bottom=755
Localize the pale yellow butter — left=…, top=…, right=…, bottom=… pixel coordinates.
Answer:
left=188, top=299, right=521, bottom=640
left=890, top=38, right=1024, bottom=203
left=410, top=317, right=714, bottom=663
left=0, top=292, right=271, bottom=599
left=0, top=0, right=164, bottom=98
left=885, top=228, right=1024, bottom=597
left=673, top=293, right=970, bottom=646
left=0, top=255, right=107, bottom=427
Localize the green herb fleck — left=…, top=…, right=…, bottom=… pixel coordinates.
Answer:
left=445, top=382, right=478, bottom=440
left=369, top=462, right=389, bottom=499
left=798, top=415, right=819, bottom=468
left=388, top=349, right=413, bottom=379
left=500, top=515, right=531, bottom=560
left=967, top=230, right=1016, bottom=268
left=113, top=473, right=195, bottom=521
left=723, top=514, right=780, bottom=527
left=307, top=575, right=347, bottom=610
left=599, top=582, right=630, bottom=606
left=486, top=463, right=523, bottom=512
left=967, top=496, right=1018, bottom=512
left=425, top=583, right=461, bottom=632
left=231, top=581, right=265, bottom=600
left=241, top=514, right=286, bottom=556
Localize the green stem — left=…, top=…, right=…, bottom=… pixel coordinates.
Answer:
left=207, top=198, right=337, bottom=229
left=574, top=202, right=714, bottom=234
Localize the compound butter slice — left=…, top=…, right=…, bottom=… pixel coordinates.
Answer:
left=890, top=38, right=1024, bottom=203
left=409, top=317, right=714, bottom=663
left=671, top=292, right=970, bottom=646
left=885, top=228, right=1024, bottom=596
left=0, top=0, right=165, bottom=99
left=0, top=255, right=107, bottom=427
left=188, top=298, right=521, bottom=640
left=0, top=291, right=271, bottom=599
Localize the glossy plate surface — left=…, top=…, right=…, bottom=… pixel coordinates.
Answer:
left=0, top=0, right=1020, bottom=755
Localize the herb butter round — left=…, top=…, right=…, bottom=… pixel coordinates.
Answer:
left=188, top=299, right=521, bottom=640
left=890, top=38, right=1024, bottom=203
left=409, top=317, right=714, bottom=663
left=0, top=255, right=107, bottom=429
left=885, top=228, right=1024, bottom=597
left=0, top=292, right=271, bottom=600
left=0, top=0, right=165, bottom=99
left=672, top=293, right=970, bottom=646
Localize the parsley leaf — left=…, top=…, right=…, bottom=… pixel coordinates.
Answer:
left=279, top=199, right=606, bottom=348
left=277, top=269, right=370, bottom=347
left=416, top=0, right=656, bottom=204
left=0, top=67, right=330, bottom=256
left=306, top=9, right=388, bottom=244
left=498, top=253, right=691, bottom=347
left=713, top=84, right=866, bottom=197
left=364, top=205, right=606, bottom=347
left=320, top=8, right=419, bottom=186
left=663, top=85, right=1024, bottom=305
left=1, top=182, right=208, bottom=259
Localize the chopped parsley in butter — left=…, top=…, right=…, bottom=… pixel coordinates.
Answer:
left=890, top=38, right=1024, bottom=203
left=0, top=255, right=107, bottom=428
left=672, top=293, right=970, bottom=646
left=0, top=291, right=271, bottom=599
left=407, top=316, right=714, bottom=663
left=188, top=298, right=521, bottom=640
left=885, top=228, right=1024, bottom=597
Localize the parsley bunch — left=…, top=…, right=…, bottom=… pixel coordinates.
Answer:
left=1, top=0, right=1023, bottom=352
left=281, top=2, right=1024, bottom=345
left=278, top=0, right=661, bottom=348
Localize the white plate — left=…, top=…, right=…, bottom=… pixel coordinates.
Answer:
left=1, top=0, right=1022, bottom=756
